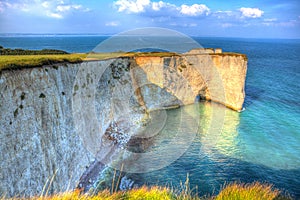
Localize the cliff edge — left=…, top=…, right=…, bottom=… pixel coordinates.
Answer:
left=0, top=48, right=247, bottom=197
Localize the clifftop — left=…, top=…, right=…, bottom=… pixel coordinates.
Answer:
left=0, top=48, right=247, bottom=111
left=0, top=48, right=247, bottom=71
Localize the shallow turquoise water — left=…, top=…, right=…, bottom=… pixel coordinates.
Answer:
left=129, top=101, right=300, bottom=197
left=1, top=36, right=299, bottom=197
left=129, top=38, right=300, bottom=197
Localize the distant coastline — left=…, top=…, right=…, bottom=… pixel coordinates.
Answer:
left=1, top=35, right=300, bottom=54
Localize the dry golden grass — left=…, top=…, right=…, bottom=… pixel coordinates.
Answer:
left=3, top=182, right=289, bottom=200
left=6, top=186, right=173, bottom=200
left=215, top=182, right=283, bottom=200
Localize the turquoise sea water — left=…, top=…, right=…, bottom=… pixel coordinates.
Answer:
left=1, top=35, right=299, bottom=198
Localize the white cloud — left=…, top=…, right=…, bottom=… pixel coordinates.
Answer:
left=264, top=18, right=277, bottom=22
left=56, top=4, right=81, bottom=12
left=0, top=0, right=89, bottom=19
left=114, top=0, right=150, bottom=13
left=0, top=1, right=28, bottom=12
left=239, top=7, right=264, bottom=18
left=56, top=5, right=71, bottom=12
left=73, top=5, right=82, bottom=10
left=105, top=21, right=119, bottom=26
left=151, top=1, right=174, bottom=11
left=47, top=12, right=63, bottom=19
left=278, top=20, right=298, bottom=27
left=213, top=10, right=234, bottom=19
left=114, top=0, right=210, bottom=17
left=180, top=4, right=210, bottom=16
left=42, top=1, right=50, bottom=8
left=261, top=18, right=299, bottom=27
left=169, top=22, right=198, bottom=27
left=0, top=2, right=5, bottom=12
left=262, top=18, right=277, bottom=26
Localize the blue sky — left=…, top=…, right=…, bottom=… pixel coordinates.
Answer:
left=0, top=0, right=299, bottom=38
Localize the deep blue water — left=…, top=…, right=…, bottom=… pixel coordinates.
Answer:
left=0, top=34, right=106, bottom=53
left=1, top=35, right=299, bottom=198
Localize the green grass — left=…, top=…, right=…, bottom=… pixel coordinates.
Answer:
left=0, top=48, right=68, bottom=55
left=86, top=51, right=179, bottom=60
left=0, top=52, right=180, bottom=71
left=0, top=54, right=87, bottom=71
left=126, top=52, right=179, bottom=57
left=0, top=50, right=247, bottom=72
left=86, top=52, right=127, bottom=60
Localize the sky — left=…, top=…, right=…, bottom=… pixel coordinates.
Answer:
left=0, top=0, right=300, bottom=38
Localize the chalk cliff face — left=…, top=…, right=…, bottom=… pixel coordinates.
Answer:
left=0, top=51, right=247, bottom=197
left=0, top=65, right=95, bottom=197
left=134, top=52, right=247, bottom=111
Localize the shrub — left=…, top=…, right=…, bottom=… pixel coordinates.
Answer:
left=0, top=47, right=68, bottom=55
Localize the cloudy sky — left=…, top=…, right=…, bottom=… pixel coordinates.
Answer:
left=0, top=0, right=299, bottom=38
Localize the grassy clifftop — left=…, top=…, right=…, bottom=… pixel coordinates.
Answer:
left=0, top=46, right=86, bottom=71
left=0, top=54, right=86, bottom=71
left=0, top=51, right=178, bottom=71
left=0, top=46, right=247, bottom=72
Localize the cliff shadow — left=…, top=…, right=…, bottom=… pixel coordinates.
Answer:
left=244, top=84, right=265, bottom=107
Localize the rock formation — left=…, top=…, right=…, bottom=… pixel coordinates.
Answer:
left=0, top=49, right=247, bottom=197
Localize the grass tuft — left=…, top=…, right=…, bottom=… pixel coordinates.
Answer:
left=216, top=182, right=282, bottom=200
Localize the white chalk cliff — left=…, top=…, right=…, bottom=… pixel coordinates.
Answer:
left=0, top=49, right=247, bottom=197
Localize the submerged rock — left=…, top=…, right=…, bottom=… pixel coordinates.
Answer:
left=119, top=176, right=134, bottom=191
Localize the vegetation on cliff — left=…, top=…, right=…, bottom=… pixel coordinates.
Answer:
left=0, top=46, right=246, bottom=72
left=3, top=182, right=291, bottom=200
left=0, top=46, right=85, bottom=71
left=86, top=51, right=179, bottom=60
left=0, top=54, right=86, bottom=71
left=0, top=52, right=180, bottom=72
left=0, top=46, right=180, bottom=71
left=0, top=46, right=68, bottom=55
left=209, top=52, right=248, bottom=61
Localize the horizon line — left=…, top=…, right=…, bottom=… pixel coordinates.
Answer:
left=0, top=33, right=300, bottom=40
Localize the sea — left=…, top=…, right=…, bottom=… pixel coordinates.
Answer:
left=0, top=34, right=299, bottom=198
